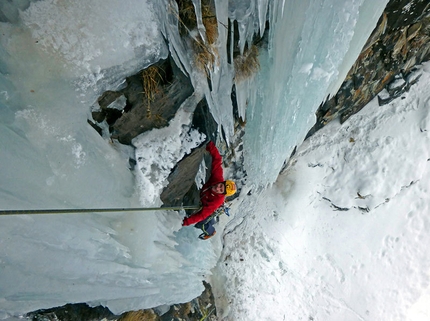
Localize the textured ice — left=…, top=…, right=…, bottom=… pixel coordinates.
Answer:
left=242, top=0, right=389, bottom=186
left=0, top=0, right=213, bottom=317
left=0, top=0, right=390, bottom=318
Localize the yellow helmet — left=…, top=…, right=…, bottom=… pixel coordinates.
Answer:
left=225, top=180, right=237, bottom=197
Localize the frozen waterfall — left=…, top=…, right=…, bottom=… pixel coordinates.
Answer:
left=0, top=0, right=387, bottom=318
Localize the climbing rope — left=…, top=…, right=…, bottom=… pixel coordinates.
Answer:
left=0, top=205, right=201, bottom=216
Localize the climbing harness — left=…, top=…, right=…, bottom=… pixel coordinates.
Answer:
left=207, top=204, right=231, bottom=221
left=197, top=204, right=231, bottom=240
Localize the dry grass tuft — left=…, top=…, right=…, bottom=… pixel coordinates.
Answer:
left=178, top=302, right=192, bottom=317
left=176, top=0, right=197, bottom=34
left=118, top=309, right=159, bottom=321
left=201, top=4, right=218, bottom=45
left=234, top=45, right=260, bottom=82
left=194, top=44, right=218, bottom=77
left=142, top=66, right=163, bottom=117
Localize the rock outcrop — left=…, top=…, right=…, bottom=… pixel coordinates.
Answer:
left=306, top=0, right=430, bottom=138
left=89, top=58, right=195, bottom=145
left=29, top=282, right=216, bottom=321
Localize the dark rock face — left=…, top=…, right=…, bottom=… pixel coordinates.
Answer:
left=90, top=58, right=194, bottom=145
left=28, top=303, right=116, bottom=321
left=160, top=144, right=208, bottom=207
left=28, top=282, right=216, bottom=321
left=306, top=0, right=430, bottom=138
left=160, top=98, right=225, bottom=209
left=157, top=281, right=217, bottom=321
left=111, top=63, right=193, bottom=145
left=191, top=99, right=219, bottom=143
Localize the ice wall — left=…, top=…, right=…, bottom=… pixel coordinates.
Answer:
left=0, top=0, right=218, bottom=318
left=242, top=0, right=388, bottom=186
left=157, top=0, right=388, bottom=186
left=0, top=0, right=391, bottom=317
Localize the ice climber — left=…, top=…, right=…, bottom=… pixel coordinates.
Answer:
left=182, top=141, right=237, bottom=240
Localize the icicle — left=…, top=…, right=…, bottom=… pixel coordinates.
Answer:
left=257, top=0, right=269, bottom=36
left=191, top=0, right=208, bottom=44
left=157, top=0, right=191, bottom=77
left=208, top=0, right=235, bottom=143
left=229, top=18, right=234, bottom=63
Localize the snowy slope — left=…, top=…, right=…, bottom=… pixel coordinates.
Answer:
left=0, top=0, right=416, bottom=319
left=213, top=63, right=430, bottom=321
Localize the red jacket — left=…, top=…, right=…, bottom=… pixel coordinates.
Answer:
left=182, top=141, right=225, bottom=226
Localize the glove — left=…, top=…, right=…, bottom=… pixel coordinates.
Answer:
left=182, top=217, right=191, bottom=226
